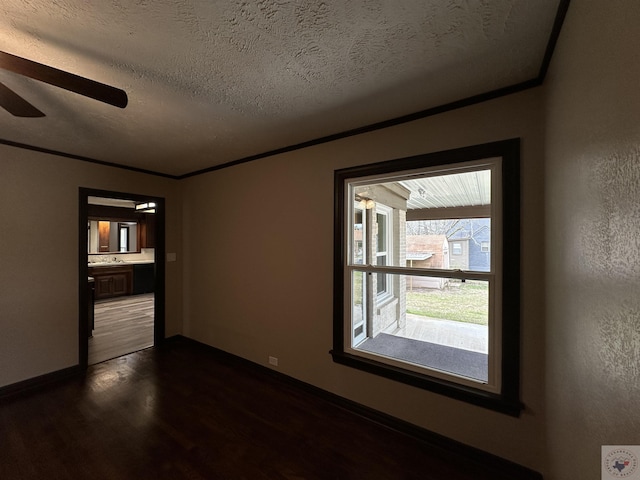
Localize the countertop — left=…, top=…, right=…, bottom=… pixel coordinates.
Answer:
left=88, top=260, right=154, bottom=267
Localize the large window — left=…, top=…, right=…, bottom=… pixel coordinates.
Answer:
left=332, top=139, right=521, bottom=415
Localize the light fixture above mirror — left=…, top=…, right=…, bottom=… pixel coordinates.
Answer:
left=135, top=202, right=156, bottom=213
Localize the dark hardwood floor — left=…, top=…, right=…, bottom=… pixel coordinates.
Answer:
left=0, top=338, right=534, bottom=480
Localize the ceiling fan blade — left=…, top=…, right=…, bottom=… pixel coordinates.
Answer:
left=0, top=51, right=128, bottom=109
left=0, top=81, right=45, bottom=117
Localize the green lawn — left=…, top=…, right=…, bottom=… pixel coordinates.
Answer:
left=406, top=281, right=488, bottom=325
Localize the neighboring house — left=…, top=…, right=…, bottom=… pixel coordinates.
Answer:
left=447, top=218, right=491, bottom=272
left=406, top=235, right=449, bottom=289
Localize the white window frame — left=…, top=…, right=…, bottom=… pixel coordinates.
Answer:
left=345, top=161, right=501, bottom=395
left=332, top=139, right=521, bottom=416
left=351, top=202, right=367, bottom=346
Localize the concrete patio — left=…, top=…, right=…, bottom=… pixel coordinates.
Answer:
left=385, top=313, right=488, bottom=354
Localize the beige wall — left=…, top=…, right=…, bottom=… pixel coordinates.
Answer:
left=0, top=146, right=183, bottom=387
left=182, top=87, right=546, bottom=470
left=6, top=3, right=638, bottom=475
left=544, top=1, right=640, bottom=479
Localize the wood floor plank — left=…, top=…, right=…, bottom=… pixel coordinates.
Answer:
left=88, top=293, right=154, bottom=365
left=0, top=339, right=539, bottom=480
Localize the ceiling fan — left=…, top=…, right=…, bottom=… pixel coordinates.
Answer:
left=0, top=50, right=128, bottom=117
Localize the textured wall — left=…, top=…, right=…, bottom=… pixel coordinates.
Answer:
left=544, top=1, right=640, bottom=479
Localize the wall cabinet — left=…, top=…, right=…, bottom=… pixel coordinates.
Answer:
left=140, top=214, right=156, bottom=249
left=88, top=265, right=133, bottom=300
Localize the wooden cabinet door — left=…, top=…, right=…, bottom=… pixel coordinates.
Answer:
left=141, top=214, right=156, bottom=249
left=89, top=266, right=133, bottom=300
left=98, top=221, right=111, bottom=252
left=95, top=277, right=113, bottom=298
left=111, top=274, right=129, bottom=296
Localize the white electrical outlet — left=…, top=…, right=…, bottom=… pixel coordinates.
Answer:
left=268, top=356, right=278, bottom=367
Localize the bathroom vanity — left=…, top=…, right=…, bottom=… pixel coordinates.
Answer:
left=88, top=264, right=134, bottom=299
left=88, top=260, right=155, bottom=300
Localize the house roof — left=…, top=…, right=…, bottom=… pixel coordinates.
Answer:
left=406, top=252, right=434, bottom=261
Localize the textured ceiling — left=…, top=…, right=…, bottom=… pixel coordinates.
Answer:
left=0, top=0, right=563, bottom=177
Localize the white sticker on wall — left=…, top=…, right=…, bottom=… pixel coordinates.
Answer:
left=602, top=446, right=640, bottom=479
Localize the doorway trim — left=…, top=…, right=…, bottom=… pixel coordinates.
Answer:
left=78, top=187, right=166, bottom=368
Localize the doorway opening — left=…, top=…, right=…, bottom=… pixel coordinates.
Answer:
left=78, top=188, right=166, bottom=368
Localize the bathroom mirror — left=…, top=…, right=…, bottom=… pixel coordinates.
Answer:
left=87, top=196, right=156, bottom=254
left=88, top=220, right=138, bottom=253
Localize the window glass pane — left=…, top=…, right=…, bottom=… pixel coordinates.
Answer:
left=352, top=169, right=491, bottom=272
left=337, top=143, right=520, bottom=412
left=376, top=256, right=387, bottom=295
left=375, top=208, right=391, bottom=296
left=354, top=273, right=489, bottom=383
left=351, top=270, right=366, bottom=346
left=376, top=213, right=386, bottom=252
left=353, top=207, right=364, bottom=265
left=401, top=169, right=491, bottom=210
left=406, top=218, right=491, bottom=272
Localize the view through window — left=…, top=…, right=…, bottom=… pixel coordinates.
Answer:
left=333, top=139, right=521, bottom=415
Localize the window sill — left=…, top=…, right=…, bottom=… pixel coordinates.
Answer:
left=330, top=350, right=523, bottom=417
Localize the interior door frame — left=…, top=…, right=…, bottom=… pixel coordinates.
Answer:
left=78, top=187, right=166, bottom=368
